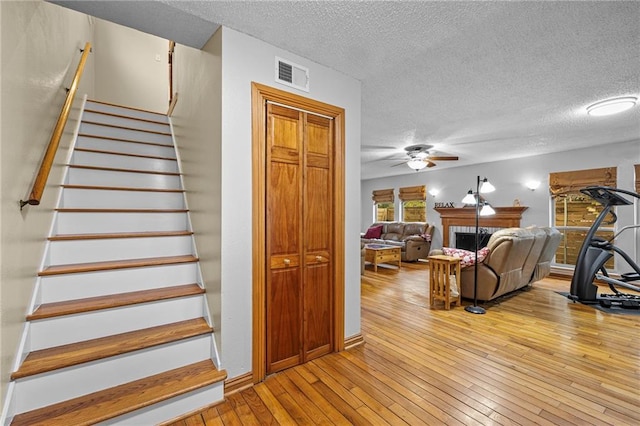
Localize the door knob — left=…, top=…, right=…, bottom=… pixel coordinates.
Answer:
left=284, top=258, right=291, bottom=266
left=316, top=256, right=322, bottom=261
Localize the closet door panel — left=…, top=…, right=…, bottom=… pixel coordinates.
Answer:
left=267, top=268, right=302, bottom=372
left=266, top=104, right=303, bottom=374
left=303, top=114, right=333, bottom=360
left=304, top=263, right=332, bottom=360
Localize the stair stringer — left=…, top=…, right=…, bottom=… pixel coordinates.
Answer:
left=1, top=100, right=225, bottom=425
left=167, top=116, right=222, bottom=369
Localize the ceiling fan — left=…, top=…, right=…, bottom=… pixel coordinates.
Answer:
left=396, top=144, right=459, bottom=171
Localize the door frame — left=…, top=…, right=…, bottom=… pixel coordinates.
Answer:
left=251, top=82, right=345, bottom=383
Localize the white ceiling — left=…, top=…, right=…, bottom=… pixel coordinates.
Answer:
left=52, top=1, right=640, bottom=180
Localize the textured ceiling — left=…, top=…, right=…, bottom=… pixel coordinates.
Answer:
left=52, top=1, right=640, bottom=180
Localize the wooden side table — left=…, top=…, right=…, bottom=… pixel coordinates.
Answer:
left=428, top=255, right=461, bottom=310
left=364, top=244, right=401, bottom=272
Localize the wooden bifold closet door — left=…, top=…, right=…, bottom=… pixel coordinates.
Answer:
left=266, top=103, right=334, bottom=374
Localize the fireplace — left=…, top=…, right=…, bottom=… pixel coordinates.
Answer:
left=434, top=206, right=528, bottom=247
left=456, top=231, right=492, bottom=251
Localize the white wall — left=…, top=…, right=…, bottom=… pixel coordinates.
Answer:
left=0, top=0, right=94, bottom=409
left=169, top=32, right=223, bottom=354
left=221, top=27, right=362, bottom=379
left=362, top=140, right=640, bottom=268
left=93, top=18, right=168, bottom=113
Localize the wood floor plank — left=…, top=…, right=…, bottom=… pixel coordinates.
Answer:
left=225, top=393, right=262, bottom=424
left=163, top=262, right=639, bottom=426
left=235, top=387, right=278, bottom=425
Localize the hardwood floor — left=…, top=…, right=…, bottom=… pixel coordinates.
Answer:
left=168, top=261, right=640, bottom=425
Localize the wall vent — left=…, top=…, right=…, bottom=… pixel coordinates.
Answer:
left=275, top=57, right=309, bottom=92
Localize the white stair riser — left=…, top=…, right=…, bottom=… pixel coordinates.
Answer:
left=29, top=296, right=205, bottom=350
left=39, top=263, right=200, bottom=304
left=11, top=336, right=213, bottom=415
left=79, top=122, right=172, bottom=145
left=55, top=212, right=189, bottom=234
left=61, top=188, right=185, bottom=209
left=82, top=111, right=171, bottom=134
left=47, top=236, right=193, bottom=265
left=76, top=136, right=176, bottom=158
left=85, top=101, right=168, bottom=124
left=66, top=168, right=181, bottom=189
left=102, top=382, right=224, bottom=426
left=72, top=151, right=179, bottom=174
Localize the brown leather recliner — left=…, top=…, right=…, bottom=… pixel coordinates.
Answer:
left=459, top=228, right=535, bottom=301
left=529, top=227, right=562, bottom=283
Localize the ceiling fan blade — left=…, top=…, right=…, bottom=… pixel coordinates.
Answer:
left=426, top=160, right=437, bottom=168
left=390, top=161, right=408, bottom=167
left=427, top=155, right=459, bottom=161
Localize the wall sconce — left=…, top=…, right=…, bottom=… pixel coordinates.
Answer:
left=525, top=180, right=541, bottom=191
left=428, top=188, right=439, bottom=197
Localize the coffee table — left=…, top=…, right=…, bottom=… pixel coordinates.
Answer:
left=364, top=244, right=401, bottom=272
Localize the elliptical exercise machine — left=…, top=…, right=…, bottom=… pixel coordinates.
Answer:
left=569, top=186, right=640, bottom=309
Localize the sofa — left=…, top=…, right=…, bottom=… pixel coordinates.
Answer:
left=430, top=226, right=561, bottom=301
left=361, top=221, right=435, bottom=262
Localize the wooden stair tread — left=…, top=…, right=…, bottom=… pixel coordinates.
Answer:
left=87, top=99, right=167, bottom=118
left=68, top=164, right=180, bottom=176
left=49, top=230, right=193, bottom=241
left=27, top=283, right=204, bottom=321
left=56, top=208, right=188, bottom=213
left=38, top=255, right=198, bottom=276
left=12, top=317, right=212, bottom=379
left=84, top=108, right=170, bottom=126
left=79, top=133, right=174, bottom=148
left=74, top=147, right=177, bottom=161
left=62, top=184, right=184, bottom=193
left=10, top=359, right=226, bottom=426
left=82, top=120, right=172, bottom=136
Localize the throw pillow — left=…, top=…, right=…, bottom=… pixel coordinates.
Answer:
left=442, top=247, right=490, bottom=267
left=420, top=232, right=432, bottom=242
left=363, top=225, right=383, bottom=239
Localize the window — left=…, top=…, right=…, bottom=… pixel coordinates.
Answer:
left=372, top=189, right=395, bottom=221
left=549, top=167, right=617, bottom=268
left=399, top=185, right=427, bottom=222
left=376, top=202, right=395, bottom=221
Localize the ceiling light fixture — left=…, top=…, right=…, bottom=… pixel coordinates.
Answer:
left=407, top=158, right=427, bottom=171
left=586, top=96, right=637, bottom=117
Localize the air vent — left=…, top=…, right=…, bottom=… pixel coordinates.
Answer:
left=275, top=57, right=309, bottom=92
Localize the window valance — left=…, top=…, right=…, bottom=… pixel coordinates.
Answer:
left=398, top=185, right=426, bottom=201
left=372, top=189, right=394, bottom=203
left=635, top=164, right=640, bottom=193
left=549, top=167, right=617, bottom=198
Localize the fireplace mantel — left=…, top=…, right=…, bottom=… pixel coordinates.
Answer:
left=434, top=206, right=528, bottom=247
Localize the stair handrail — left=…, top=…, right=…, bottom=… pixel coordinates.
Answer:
left=20, top=42, right=92, bottom=210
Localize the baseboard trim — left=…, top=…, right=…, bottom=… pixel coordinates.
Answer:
left=344, top=333, right=365, bottom=350
left=224, top=371, right=254, bottom=396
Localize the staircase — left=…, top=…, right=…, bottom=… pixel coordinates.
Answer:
left=3, top=100, right=226, bottom=425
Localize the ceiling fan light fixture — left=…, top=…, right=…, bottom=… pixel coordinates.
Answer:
left=586, top=96, right=637, bottom=116
left=407, top=158, right=427, bottom=170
